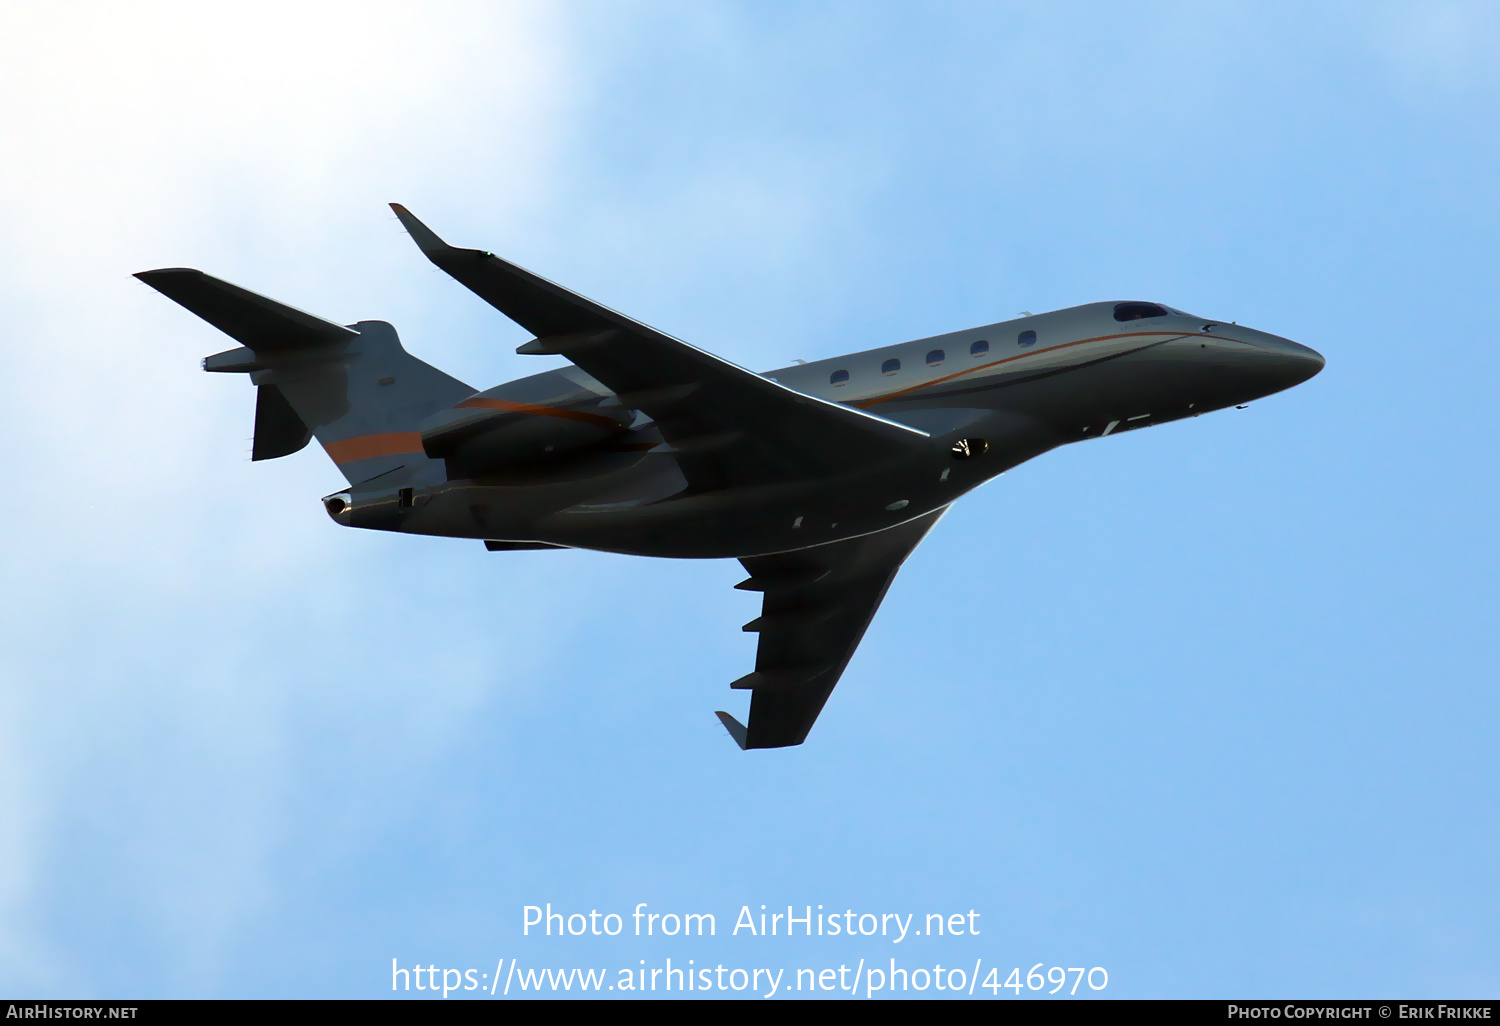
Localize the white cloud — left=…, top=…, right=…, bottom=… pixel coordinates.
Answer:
left=0, top=0, right=578, bottom=990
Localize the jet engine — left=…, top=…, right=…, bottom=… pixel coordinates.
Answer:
left=418, top=382, right=635, bottom=474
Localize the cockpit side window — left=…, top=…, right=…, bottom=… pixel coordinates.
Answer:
left=1113, top=302, right=1169, bottom=321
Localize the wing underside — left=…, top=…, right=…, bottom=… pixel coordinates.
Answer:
left=717, top=506, right=948, bottom=749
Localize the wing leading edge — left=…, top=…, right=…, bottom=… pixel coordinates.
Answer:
left=389, top=204, right=929, bottom=493
left=717, top=507, right=949, bottom=749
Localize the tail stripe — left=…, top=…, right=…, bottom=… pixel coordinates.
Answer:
left=455, top=396, right=622, bottom=429
left=321, top=432, right=425, bottom=464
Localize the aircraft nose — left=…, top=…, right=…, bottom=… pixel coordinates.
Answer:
left=1241, top=332, right=1325, bottom=390
left=1268, top=337, right=1325, bottom=386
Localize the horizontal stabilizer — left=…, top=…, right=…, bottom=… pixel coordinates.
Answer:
left=135, top=268, right=358, bottom=351
left=202, top=347, right=265, bottom=373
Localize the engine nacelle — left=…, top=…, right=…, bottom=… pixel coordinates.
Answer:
left=419, top=381, right=634, bottom=473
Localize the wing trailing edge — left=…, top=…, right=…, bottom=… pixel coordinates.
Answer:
left=389, top=203, right=932, bottom=492
left=721, top=507, right=949, bottom=749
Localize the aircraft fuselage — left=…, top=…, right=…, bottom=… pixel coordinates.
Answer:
left=140, top=207, right=1326, bottom=749
left=329, top=301, right=1323, bottom=559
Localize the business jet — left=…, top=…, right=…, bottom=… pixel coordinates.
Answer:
left=137, top=205, right=1324, bottom=749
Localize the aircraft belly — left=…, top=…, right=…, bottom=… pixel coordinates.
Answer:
left=542, top=488, right=947, bottom=559
left=536, top=412, right=1057, bottom=559
left=383, top=404, right=1054, bottom=560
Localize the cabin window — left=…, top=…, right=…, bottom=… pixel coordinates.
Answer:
left=970, top=339, right=989, bottom=357
left=829, top=369, right=849, bottom=386
left=926, top=349, right=945, bottom=367
left=1018, top=330, right=1036, bottom=347
left=881, top=358, right=901, bottom=375
left=1113, top=302, right=1169, bottom=321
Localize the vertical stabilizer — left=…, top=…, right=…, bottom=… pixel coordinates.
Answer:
left=137, top=268, right=476, bottom=483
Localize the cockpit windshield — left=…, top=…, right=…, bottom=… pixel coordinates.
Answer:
left=1113, top=302, right=1169, bottom=321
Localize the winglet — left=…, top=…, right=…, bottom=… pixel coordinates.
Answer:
left=387, top=203, right=618, bottom=338
left=714, top=711, right=749, bottom=750
left=390, top=202, right=484, bottom=259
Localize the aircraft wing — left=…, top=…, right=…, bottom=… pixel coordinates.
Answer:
left=716, top=506, right=948, bottom=749
left=390, top=204, right=930, bottom=492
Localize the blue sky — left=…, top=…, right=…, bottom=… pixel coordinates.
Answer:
left=0, top=0, right=1496, bottom=999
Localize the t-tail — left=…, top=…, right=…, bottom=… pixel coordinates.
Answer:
left=135, top=268, right=475, bottom=484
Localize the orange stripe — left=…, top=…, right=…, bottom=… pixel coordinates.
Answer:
left=321, top=432, right=425, bottom=464
left=854, top=330, right=1203, bottom=408
left=454, top=396, right=623, bottom=429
